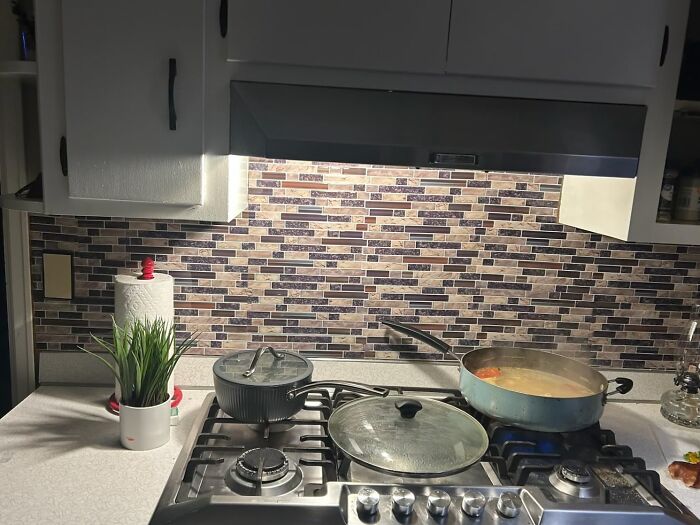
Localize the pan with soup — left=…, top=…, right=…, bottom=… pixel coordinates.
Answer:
left=474, top=366, right=596, bottom=398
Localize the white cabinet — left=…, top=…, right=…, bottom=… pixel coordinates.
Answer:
left=61, top=0, right=205, bottom=205
left=28, top=0, right=247, bottom=221
left=558, top=0, right=697, bottom=244
left=227, top=0, right=452, bottom=74
left=447, top=0, right=668, bottom=88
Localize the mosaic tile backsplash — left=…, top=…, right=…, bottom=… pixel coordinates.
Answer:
left=30, top=159, right=700, bottom=369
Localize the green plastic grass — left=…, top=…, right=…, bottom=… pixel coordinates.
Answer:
left=81, top=318, right=198, bottom=407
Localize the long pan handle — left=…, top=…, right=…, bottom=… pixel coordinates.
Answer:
left=381, top=319, right=461, bottom=361
left=287, top=381, right=390, bottom=400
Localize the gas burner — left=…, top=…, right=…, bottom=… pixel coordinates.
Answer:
left=549, top=460, right=601, bottom=499
left=153, top=391, right=699, bottom=524
left=236, top=447, right=289, bottom=482
left=560, top=460, right=592, bottom=484
left=225, top=448, right=304, bottom=496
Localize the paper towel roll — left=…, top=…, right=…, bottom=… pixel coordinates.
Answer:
left=114, top=272, right=175, bottom=400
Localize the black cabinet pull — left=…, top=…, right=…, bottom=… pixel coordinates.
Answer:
left=168, top=58, right=177, bottom=130
left=59, top=136, right=67, bottom=176
left=660, top=25, right=669, bottom=67
left=219, top=0, right=228, bottom=38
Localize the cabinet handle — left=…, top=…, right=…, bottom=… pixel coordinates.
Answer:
left=660, top=25, right=669, bottom=67
left=168, top=58, right=177, bottom=130
left=60, top=136, right=67, bottom=176
left=219, top=0, right=228, bottom=38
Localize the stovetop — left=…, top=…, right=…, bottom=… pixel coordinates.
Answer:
left=150, top=386, right=699, bottom=525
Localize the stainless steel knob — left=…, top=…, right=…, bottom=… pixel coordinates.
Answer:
left=356, top=487, right=380, bottom=516
left=391, top=488, right=415, bottom=516
left=497, top=492, right=522, bottom=518
left=461, top=490, right=487, bottom=518
left=427, top=489, right=452, bottom=517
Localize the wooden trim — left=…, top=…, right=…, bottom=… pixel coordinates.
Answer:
left=2, top=210, right=36, bottom=405
left=0, top=14, right=37, bottom=405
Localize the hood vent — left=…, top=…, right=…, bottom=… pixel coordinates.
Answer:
left=230, top=81, right=646, bottom=178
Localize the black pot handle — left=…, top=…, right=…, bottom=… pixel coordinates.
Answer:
left=286, top=381, right=390, bottom=400
left=381, top=319, right=460, bottom=361
left=243, top=346, right=285, bottom=377
left=606, top=377, right=634, bottom=397
left=395, top=399, right=423, bottom=419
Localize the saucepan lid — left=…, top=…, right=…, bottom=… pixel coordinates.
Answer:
left=327, top=395, right=488, bottom=477
left=213, top=346, right=313, bottom=386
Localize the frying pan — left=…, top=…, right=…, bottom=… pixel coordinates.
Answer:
left=382, top=320, right=633, bottom=432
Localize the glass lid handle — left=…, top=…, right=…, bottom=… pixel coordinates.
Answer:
left=242, top=346, right=285, bottom=377
left=395, top=399, right=423, bottom=419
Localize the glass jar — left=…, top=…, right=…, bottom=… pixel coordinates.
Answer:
left=661, top=313, right=700, bottom=427
left=661, top=370, right=700, bottom=428
left=674, top=167, right=700, bottom=223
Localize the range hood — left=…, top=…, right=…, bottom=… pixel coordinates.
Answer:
left=230, top=81, right=646, bottom=178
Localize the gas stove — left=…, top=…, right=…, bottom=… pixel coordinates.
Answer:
left=150, top=386, right=699, bottom=524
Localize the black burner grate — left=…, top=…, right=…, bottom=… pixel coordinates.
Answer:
left=179, top=386, right=677, bottom=509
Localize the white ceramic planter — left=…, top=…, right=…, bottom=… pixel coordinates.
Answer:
left=119, top=396, right=171, bottom=451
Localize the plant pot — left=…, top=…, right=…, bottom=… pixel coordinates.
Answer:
left=119, top=395, right=171, bottom=451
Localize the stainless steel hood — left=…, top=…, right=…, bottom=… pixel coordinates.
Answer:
left=230, top=81, right=647, bottom=177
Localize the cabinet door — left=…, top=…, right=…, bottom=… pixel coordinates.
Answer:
left=447, top=0, right=667, bottom=88
left=227, top=0, right=451, bottom=74
left=61, top=0, right=205, bottom=205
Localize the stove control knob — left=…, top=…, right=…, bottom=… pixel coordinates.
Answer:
left=497, top=492, right=522, bottom=519
left=461, top=490, right=487, bottom=518
left=391, top=488, right=415, bottom=516
left=427, top=489, right=452, bottom=517
left=356, top=487, right=380, bottom=516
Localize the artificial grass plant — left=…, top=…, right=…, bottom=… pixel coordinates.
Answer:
left=80, top=318, right=198, bottom=407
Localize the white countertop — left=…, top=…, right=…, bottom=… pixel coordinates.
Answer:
left=0, top=387, right=210, bottom=525
left=1, top=365, right=699, bottom=524
left=600, top=402, right=700, bottom=516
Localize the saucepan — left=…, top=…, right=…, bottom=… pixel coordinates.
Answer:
left=382, top=320, right=633, bottom=432
left=213, top=346, right=388, bottom=422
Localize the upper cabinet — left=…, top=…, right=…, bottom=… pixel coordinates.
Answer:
left=11, top=0, right=248, bottom=221
left=4, top=0, right=693, bottom=239
left=61, top=0, right=205, bottom=206
left=227, top=0, right=452, bottom=74
left=558, top=0, right=700, bottom=244
left=446, top=0, right=667, bottom=88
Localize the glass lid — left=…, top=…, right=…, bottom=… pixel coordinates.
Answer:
left=213, top=347, right=312, bottom=386
left=328, top=395, right=488, bottom=477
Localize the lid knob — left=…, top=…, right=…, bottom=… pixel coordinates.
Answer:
left=395, top=399, right=423, bottom=419
left=244, top=346, right=285, bottom=378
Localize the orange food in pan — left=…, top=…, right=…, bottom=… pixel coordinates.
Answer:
left=475, top=367, right=502, bottom=379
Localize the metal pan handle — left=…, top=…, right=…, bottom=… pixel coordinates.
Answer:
left=605, top=377, right=634, bottom=399
left=243, top=346, right=285, bottom=377
left=381, top=319, right=461, bottom=361
left=286, top=381, right=390, bottom=400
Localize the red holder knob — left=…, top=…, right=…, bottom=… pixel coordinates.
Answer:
left=139, top=257, right=155, bottom=280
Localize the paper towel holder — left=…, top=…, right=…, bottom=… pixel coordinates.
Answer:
left=138, top=257, right=155, bottom=280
